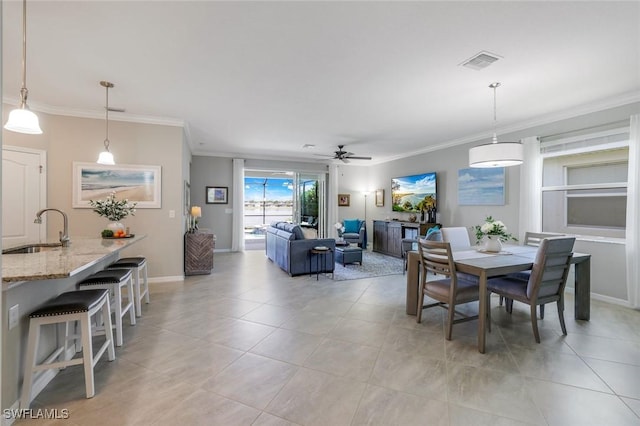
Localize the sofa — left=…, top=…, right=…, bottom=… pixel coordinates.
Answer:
left=266, top=222, right=336, bottom=276
left=341, top=219, right=367, bottom=248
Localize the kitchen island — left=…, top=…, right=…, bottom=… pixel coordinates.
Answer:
left=1, top=235, right=145, bottom=411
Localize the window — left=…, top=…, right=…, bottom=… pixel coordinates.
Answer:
left=541, top=127, right=629, bottom=239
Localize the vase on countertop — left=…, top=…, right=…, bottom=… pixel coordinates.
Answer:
left=107, top=221, right=125, bottom=233
left=483, top=235, right=502, bottom=252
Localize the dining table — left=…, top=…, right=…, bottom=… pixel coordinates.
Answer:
left=405, top=244, right=591, bottom=353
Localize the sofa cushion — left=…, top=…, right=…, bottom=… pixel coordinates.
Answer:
left=343, top=219, right=360, bottom=234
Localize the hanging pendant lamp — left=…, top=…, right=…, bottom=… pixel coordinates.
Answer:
left=97, top=81, right=115, bottom=165
left=4, top=0, right=42, bottom=135
left=469, top=82, right=523, bottom=168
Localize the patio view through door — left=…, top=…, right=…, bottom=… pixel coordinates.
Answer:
left=243, top=170, right=326, bottom=250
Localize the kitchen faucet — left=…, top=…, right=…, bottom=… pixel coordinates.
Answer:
left=34, top=208, right=70, bottom=247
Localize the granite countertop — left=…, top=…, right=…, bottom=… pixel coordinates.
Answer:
left=2, top=235, right=146, bottom=285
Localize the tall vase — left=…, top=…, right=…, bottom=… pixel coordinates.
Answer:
left=483, top=235, right=503, bottom=252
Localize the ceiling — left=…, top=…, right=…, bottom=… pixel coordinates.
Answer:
left=2, top=1, right=639, bottom=164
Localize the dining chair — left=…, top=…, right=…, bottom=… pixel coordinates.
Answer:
left=440, top=227, right=472, bottom=249
left=502, top=231, right=565, bottom=314
left=487, top=236, right=575, bottom=343
left=401, top=226, right=442, bottom=274
left=416, top=239, right=480, bottom=340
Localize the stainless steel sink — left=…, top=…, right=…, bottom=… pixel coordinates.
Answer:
left=2, top=243, right=63, bottom=255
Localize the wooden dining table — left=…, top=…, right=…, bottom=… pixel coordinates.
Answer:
left=405, top=245, right=591, bottom=353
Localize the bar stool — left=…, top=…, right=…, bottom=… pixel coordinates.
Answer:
left=78, top=269, right=136, bottom=347
left=106, top=257, right=149, bottom=317
left=21, top=289, right=115, bottom=409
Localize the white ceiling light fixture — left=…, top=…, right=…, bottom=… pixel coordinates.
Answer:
left=469, top=82, right=523, bottom=168
left=97, top=81, right=116, bottom=165
left=4, top=0, right=42, bottom=135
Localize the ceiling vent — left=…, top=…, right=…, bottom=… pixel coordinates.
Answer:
left=460, top=51, right=502, bottom=70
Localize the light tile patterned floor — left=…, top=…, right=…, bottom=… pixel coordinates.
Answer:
left=20, top=250, right=640, bottom=425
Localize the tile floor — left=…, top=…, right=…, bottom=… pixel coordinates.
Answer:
left=19, top=250, right=640, bottom=425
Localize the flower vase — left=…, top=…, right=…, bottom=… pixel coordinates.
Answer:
left=483, top=236, right=502, bottom=252
left=107, top=221, right=125, bottom=234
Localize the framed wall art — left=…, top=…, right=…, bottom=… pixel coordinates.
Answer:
left=72, top=162, right=162, bottom=208
left=458, top=167, right=505, bottom=206
left=375, top=189, right=384, bottom=207
left=338, top=193, right=350, bottom=207
left=206, top=186, right=228, bottom=204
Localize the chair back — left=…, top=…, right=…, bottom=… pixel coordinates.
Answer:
left=524, top=231, right=564, bottom=247
left=527, top=236, right=575, bottom=300
left=440, top=227, right=471, bottom=249
left=417, top=239, right=458, bottom=291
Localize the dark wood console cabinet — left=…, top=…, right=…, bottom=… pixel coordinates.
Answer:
left=184, top=232, right=215, bottom=275
left=372, top=220, right=438, bottom=258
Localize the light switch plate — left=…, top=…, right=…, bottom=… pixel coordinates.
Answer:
left=169, top=210, right=175, bottom=218
left=8, top=304, right=19, bottom=330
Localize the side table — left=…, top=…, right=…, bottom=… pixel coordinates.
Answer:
left=310, top=247, right=333, bottom=280
left=184, top=232, right=215, bottom=275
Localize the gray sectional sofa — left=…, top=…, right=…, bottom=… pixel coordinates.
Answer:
left=266, top=222, right=336, bottom=276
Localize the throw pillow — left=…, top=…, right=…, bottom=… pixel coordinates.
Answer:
left=343, top=219, right=360, bottom=234
left=425, top=226, right=442, bottom=241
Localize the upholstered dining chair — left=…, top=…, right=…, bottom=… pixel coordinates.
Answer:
left=440, top=227, right=472, bottom=249
left=416, top=239, right=480, bottom=340
left=487, top=236, right=575, bottom=343
left=502, top=231, right=565, bottom=314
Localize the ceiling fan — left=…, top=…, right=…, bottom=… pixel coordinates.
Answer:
left=316, top=145, right=372, bottom=163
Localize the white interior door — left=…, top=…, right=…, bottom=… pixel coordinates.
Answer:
left=2, top=146, right=46, bottom=248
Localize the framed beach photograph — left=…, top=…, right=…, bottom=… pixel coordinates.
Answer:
left=338, top=193, right=350, bottom=207
left=458, top=167, right=505, bottom=206
left=72, top=162, right=162, bottom=208
left=206, top=186, right=228, bottom=204
left=375, top=189, right=384, bottom=207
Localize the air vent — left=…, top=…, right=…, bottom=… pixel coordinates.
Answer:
left=460, top=51, right=502, bottom=70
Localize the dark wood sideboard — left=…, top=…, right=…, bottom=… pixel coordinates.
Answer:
left=184, top=232, right=215, bottom=275
left=372, top=220, right=438, bottom=258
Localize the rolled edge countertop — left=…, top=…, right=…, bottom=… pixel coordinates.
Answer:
left=2, top=235, right=146, bottom=287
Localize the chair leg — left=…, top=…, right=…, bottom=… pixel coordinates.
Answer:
left=506, top=298, right=513, bottom=314
left=499, top=295, right=504, bottom=306
left=416, top=292, right=424, bottom=323
left=539, top=304, right=545, bottom=319
left=20, top=319, right=40, bottom=409
left=486, top=293, right=491, bottom=333
left=530, top=304, right=541, bottom=343
left=80, top=312, right=95, bottom=398
left=557, top=300, right=567, bottom=336
left=445, top=304, right=455, bottom=340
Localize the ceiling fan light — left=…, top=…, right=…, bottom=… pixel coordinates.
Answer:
left=97, top=150, right=115, bottom=165
left=469, top=142, right=523, bottom=168
left=4, top=107, right=42, bottom=134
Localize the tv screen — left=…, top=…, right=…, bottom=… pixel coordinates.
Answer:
left=391, top=172, right=437, bottom=213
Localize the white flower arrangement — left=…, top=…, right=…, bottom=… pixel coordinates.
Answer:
left=473, top=216, right=517, bottom=243
left=89, top=191, right=137, bottom=221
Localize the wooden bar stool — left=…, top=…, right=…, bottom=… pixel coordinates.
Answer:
left=21, top=289, right=115, bottom=409
left=106, top=257, right=149, bottom=317
left=78, top=269, right=136, bottom=346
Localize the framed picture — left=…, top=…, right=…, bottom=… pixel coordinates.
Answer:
left=458, top=167, right=505, bottom=205
left=375, top=189, right=384, bottom=207
left=184, top=181, right=190, bottom=215
left=72, top=162, right=162, bottom=208
left=338, top=193, right=350, bottom=207
left=206, top=186, right=228, bottom=204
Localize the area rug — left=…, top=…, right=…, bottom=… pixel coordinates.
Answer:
left=333, top=250, right=404, bottom=281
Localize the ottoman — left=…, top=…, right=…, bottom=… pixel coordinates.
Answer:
left=335, top=246, right=363, bottom=266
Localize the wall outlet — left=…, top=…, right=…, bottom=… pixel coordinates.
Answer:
left=169, top=210, right=176, bottom=218
left=8, top=304, right=19, bottom=330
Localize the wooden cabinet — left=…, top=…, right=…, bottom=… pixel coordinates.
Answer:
left=372, top=220, right=439, bottom=257
left=184, top=232, right=215, bottom=275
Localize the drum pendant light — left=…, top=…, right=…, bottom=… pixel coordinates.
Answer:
left=97, top=81, right=115, bottom=165
left=469, top=82, right=523, bottom=168
left=4, top=0, right=42, bottom=134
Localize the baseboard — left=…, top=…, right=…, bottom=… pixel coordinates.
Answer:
left=564, top=287, right=631, bottom=308
left=148, top=276, right=184, bottom=283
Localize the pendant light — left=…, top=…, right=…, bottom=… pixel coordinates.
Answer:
left=469, top=82, right=523, bottom=168
left=97, top=81, right=115, bottom=165
left=4, top=0, right=42, bottom=134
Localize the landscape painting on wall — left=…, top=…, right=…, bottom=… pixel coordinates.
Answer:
left=458, top=167, right=505, bottom=205
left=72, top=162, right=162, bottom=208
